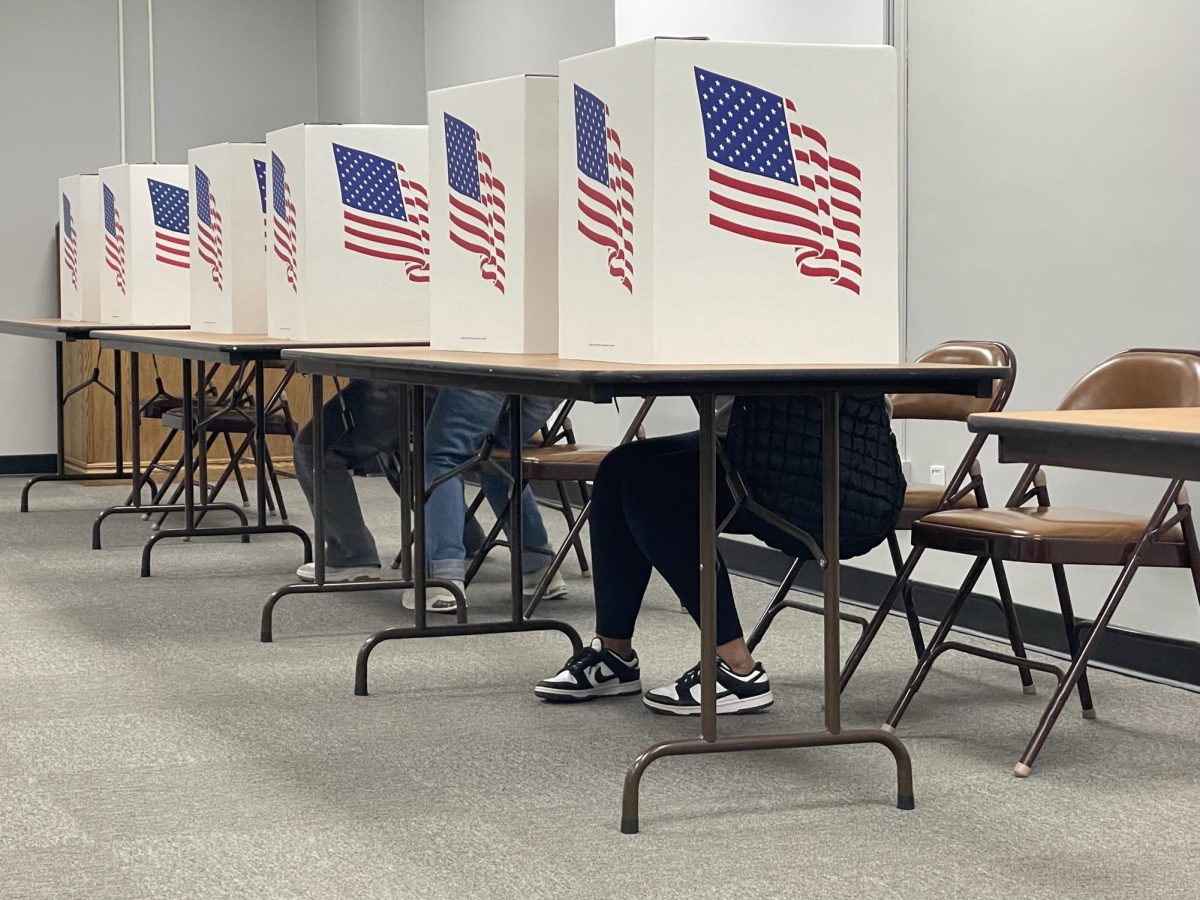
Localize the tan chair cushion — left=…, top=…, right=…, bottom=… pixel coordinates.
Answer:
left=490, top=444, right=611, bottom=481
left=914, top=506, right=1188, bottom=566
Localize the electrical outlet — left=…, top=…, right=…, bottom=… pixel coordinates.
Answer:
left=929, top=464, right=946, bottom=486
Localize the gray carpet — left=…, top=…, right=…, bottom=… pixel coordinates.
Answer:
left=2, top=474, right=1199, bottom=900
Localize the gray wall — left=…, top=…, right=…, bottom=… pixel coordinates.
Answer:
left=316, top=0, right=426, bottom=123
left=899, top=0, right=1200, bottom=641
left=423, top=0, right=615, bottom=91
left=0, top=0, right=123, bottom=454
left=0, top=0, right=318, bottom=458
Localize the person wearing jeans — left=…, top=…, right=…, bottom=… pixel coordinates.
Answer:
left=293, top=380, right=567, bottom=611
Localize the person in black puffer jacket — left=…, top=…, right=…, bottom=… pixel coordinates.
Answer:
left=534, top=394, right=905, bottom=716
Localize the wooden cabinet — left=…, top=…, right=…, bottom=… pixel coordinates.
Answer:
left=61, top=340, right=311, bottom=475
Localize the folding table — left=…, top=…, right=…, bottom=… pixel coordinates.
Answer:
left=90, top=330, right=424, bottom=576
left=269, top=346, right=1007, bottom=833
left=0, top=317, right=186, bottom=510
left=964, top=406, right=1200, bottom=775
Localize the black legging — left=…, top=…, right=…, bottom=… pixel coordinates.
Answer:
left=591, top=432, right=808, bottom=646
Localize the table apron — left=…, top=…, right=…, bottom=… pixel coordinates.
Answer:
left=998, top=433, right=1200, bottom=481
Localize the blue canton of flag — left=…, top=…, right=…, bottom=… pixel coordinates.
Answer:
left=195, top=167, right=213, bottom=227
left=62, top=194, right=74, bottom=240
left=575, top=86, right=609, bottom=186
left=445, top=114, right=481, bottom=201
left=254, top=158, right=268, bottom=214
left=333, top=143, right=407, bottom=221
left=147, top=178, right=190, bottom=270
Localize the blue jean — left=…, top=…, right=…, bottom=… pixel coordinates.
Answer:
left=425, top=389, right=562, bottom=582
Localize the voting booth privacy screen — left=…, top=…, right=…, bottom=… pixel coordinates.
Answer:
left=557, top=39, right=899, bottom=365
left=266, top=124, right=431, bottom=342
left=96, top=164, right=191, bottom=326
left=189, top=142, right=270, bottom=334
left=428, top=75, right=560, bottom=354
left=58, top=174, right=102, bottom=322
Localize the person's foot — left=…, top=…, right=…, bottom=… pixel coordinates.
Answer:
left=401, top=580, right=466, bottom=615
left=642, top=659, right=774, bottom=716
left=295, top=563, right=382, bottom=584
left=523, top=565, right=568, bottom=600
left=534, top=638, right=642, bottom=702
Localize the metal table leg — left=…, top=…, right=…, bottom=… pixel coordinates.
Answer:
left=619, top=391, right=914, bottom=834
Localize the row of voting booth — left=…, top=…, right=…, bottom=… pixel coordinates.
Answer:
left=57, top=39, right=898, bottom=365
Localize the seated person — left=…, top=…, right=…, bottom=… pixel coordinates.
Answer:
left=294, top=381, right=567, bottom=612
left=534, top=394, right=904, bottom=714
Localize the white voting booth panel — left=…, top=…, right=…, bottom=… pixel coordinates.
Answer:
left=97, top=163, right=191, bottom=325
left=265, top=124, right=431, bottom=342
left=58, top=174, right=102, bottom=321
left=188, top=142, right=270, bottom=333
left=428, top=75, right=559, bottom=354
left=557, top=39, right=899, bottom=365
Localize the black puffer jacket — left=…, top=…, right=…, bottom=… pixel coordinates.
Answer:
left=724, top=394, right=905, bottom=560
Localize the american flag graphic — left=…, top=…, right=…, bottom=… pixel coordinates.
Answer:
left=695, top=67, right=863, bottom=295
left=194, top=166, right=223, bottom=290
left=333, top=143, right=429, bottom=283
left=254, top=158, right=268, bottom=252
left=147, top=178, right=190, bottom=270
left=272, top=152, right=298, bottom=291
left=574, top=84, right=634, bottom=294
left=62, top=194, right=78, bottom=289
left=103, top=184, right=126, bottom=295
left=444, top=113, right=505, bottom=294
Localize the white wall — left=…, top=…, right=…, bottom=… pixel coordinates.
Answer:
left=615, top=0, right=887, bottom=45
left=898, top=0, right=1200, bottom=641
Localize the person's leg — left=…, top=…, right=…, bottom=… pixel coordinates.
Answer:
left=423, top=389, right=506, bottom=583
left=534, top=437, right=692, bottom=702
left=476, top=394, right=563, bottom=574
left=295, top=379, right=402, bottom=568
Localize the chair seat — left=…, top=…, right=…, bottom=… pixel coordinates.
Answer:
left=160, top=407, right=293, bottom=436
left=913, top=506, right=1187, bottom=566
left=490, top=444, right=611, bottom=481
left=141, top=396, right=182, bottom=419
left=896, top=481, right=979, bottom=529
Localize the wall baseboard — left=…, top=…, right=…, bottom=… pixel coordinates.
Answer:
left=522, top=478, right=1200, bottom=692
left=0, top=453, right=57, bottom=476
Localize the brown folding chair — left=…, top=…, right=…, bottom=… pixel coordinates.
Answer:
left=471, top=398, right=656, bottom=615
left=746, top=341, right=1028, bottom=693
left=883, top=348, right=1200, bottom=775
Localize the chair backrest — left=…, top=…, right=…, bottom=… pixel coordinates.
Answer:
left=1058, top=349, right=1200, bottom=411
left=890, top=340, right=1017, bottom=422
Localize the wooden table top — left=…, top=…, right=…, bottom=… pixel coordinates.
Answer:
left=0, top=318, right=187, bottom=341
left=969, top=407, right=1200, bottom=479
left=91, top=329, right=427, bottom=363
left=282, top=345, right=1010, bottom=402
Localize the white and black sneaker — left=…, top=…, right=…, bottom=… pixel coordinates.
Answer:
left=642, top=659, right=774, bottom=716
left=534, top=638, right=642, bottom=702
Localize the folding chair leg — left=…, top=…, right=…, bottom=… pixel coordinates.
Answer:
left=884, top=555, right=988, bottom=731
left=887, top=533, right=927, bottom=657
left=991, top=558, right=1037, bottom=695
left=464, top=513, right=506, bottom=588
left=223, top=431, right=251, bottom=507
left=554, top=480, right=590, bottom=576
left=745, top=557, right=805, bottom=652
left=264, top=448, right=288, bottom=522
left=840, top=545, right=929, bottom=691
left=1051, top=563, right=1094, bottom=716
